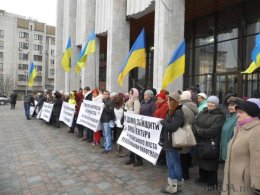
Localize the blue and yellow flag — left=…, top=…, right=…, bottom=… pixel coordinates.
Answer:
left=117, top=29, right=146, bottom=86
left=76, top=32, right=95, bottom=74
left=162, top=40, right=185, bottom=89
left=61, top=37, right=72, bottom=72
left=28, top=62, right=38, bottom=87
left=242, top=34, right=260, bottom=73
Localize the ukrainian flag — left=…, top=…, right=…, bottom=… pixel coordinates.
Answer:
left=61, top=37, right=72, bottom=72
left=162, top=40, right=185, bottom=89
left=76, top=32, right=95, bottom=74
left=242, top=33, right=260, bottom=73
left=28, top=62, right=38, bottom=87
left=117, top=29, right=146, bottom=86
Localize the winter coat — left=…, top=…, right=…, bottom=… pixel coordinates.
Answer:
left=24, top=95, right=35, bottom=106
left=125, top=98, right=140, bottom=114
left=222, top=119, right=260, bottom=195
left=192, top=107, right=225, bottom=171
left=84, top=91, right=92, bottom=101
left=161, top=106, right=185, bottom=150
left=10, top=93, right=17, bottom=104
left=92, top=94, right=103, bottom=130
left=153, top=101, right=168, bottom=119
left=52, top=98, right=63, bottom=116
left=140, top=98, right=156, bottom=117
left=198, top=100, right=207, bottom=113
left=180, top=100, right=198, bottom=125
left=114, top=107, right=124, bottom=128
left=68, top=92, right=76, bottom=105
left=101, top=98, right=115, bottom=123
left=220, top=112, right=237, bottom=161
left=75, top=92, right=84, bottom=116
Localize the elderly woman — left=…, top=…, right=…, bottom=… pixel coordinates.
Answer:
left=222, top=101, right=260, bottom=195
left=160, top=92, right=185, bottom=194
left=220, top=97, right=242, bottom=161
left=140, top=90, right=156, bottom=117
left=192, top=95, right=225, bottom=189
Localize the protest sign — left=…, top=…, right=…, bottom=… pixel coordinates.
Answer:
left=117, top=112, right=163, bottom=165
left=30, top=106, right=35, bottom=116
left=40, top=102, right=54, bottom=122
left=59, top=102, right=75, bottom=127
left=76, top=100, right=104, bottom=132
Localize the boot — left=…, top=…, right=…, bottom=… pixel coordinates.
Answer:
left=161, top=178, right=177, bottom=194
left=177, top=178, right=184, bottom=192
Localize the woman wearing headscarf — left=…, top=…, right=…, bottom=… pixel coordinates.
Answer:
left=220, top=97, right=242, bottom=161
left=124, top=88, right=142, bottom=167
left=92, top=89, right=103, bottom=146
left=160, top=91, right=185, bottom=194
left=192, top=95, right=225, bottom=189
left=197, top=93, right=208, bottom=113
left=222, top=101, right=260, bottom=195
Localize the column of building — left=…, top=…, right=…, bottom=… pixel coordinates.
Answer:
left=153, top=0, right=185, bottom=92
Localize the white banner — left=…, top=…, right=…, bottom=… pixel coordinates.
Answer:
left=117, top=112, right=163, bottom=165
left=30, top=106, right=35, bottom=116
left=59, top=102, right=75, bottom=127
left=40, top=102, right=54, bottom=122
left=76, top=100, right=104, bottom=132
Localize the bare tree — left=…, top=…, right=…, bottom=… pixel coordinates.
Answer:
left=0, top=74, right=13, bottom=95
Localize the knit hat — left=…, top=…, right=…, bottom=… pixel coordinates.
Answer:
left=247, top=98, right=260, bottom=109
left=197, top=93, right=207, bottom=100
left=144, top=90, right=154, bottom=97
left=180, top=90, right=191, bottom=101
left=227, top=96, right=243, bottom=105
left=156, top=93, right=166, bottom=101
left=236, top=101, right=260, bottom=117
left=168, top=91, right=180, bottom=102
left=207, top=96, right=219, bottom=106
left=110, top=92, right=118, bottom=98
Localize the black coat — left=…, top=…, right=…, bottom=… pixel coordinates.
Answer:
left=52, top=98, right=63, bottom=116
left=10, top=93, right=17, bottom=104
left=100, top=99, right=115, bottom=123
left=192, top=107, right=225, bottom=171
left=161, top=106, right=184, bottom=150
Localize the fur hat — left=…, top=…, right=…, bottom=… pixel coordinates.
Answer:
left=197, top=93, right=207, bottom=100
left=180, top=90, right=192, bottom=101
left=227, top=96, right=243, bottom=105
left=168, top=91, right=180, bottom=102
left=207, top=96, right=219, bottom=106
left=236, top=101, right=260, bottom=117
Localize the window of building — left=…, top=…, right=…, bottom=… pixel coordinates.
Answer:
left=19, top=32, right=29, bottom=38
left=51, top=49, right=55, bottom=55
left=34, top=34, right=43, bottom=41
left=18, top=64, right=28, bottom=70
left=33, top=44, right=43, bottom=51
left=50, top=69, right=55, bottom=75
left=0, top=63, right=3, bottom=71
left=51, top=38, right=55, bottom=45
left=18, top=75, right=26, bottom=81
left=19, top=42, right=29, bottom=49
left=0, top=52, right=3, bottom=58
left=19, top=53, right=28, bottom=60
left=35, top=76, right=42, bottom=82
left=37, top=66, right=42, bottom=71
left=50, top=59, right=55, bottom=65
left=33, top=55, right=42, bottom=61
left=0, top=30, right=4, bottom=38
left=0, top=41, right=3, bottom=49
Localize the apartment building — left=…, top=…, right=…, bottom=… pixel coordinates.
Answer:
left=0, top=10, right=55, bottom=98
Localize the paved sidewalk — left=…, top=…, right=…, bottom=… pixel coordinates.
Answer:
left=0, top=102, right=223, bottom=195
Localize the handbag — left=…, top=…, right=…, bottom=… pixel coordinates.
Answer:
left=172, top=124, right=197, bottom=147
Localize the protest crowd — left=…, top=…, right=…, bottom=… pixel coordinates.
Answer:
left=22, top=86, right=260, bottom=194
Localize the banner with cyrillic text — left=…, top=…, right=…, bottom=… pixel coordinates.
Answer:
left=40, top=102, right=54, bottom=122
left=59, top=102, right=75, bottom=127
left=76, top=100, right=104, bottom=132
left=117, top=112, right=163, bottom=165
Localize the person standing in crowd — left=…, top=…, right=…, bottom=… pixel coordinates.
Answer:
left=114, top=94, right=126, bottom=157
left=110, top=92, right=118, bottom=143
left=92, top=89, right=103, bottom=146
left=153, top=92, right=168, bottom=165
left=124, top=88, right=141, bottom=166
left=179, top=90, right=198, bottom=180
left=140, top=90, right=156, bottom=117
left=67, top=92, right=76, bottom=133
left=160, top=91, right=185, bottom=194
left=192, top=96, right=225, bottom=189
left=51, top=91, right=63, bottom=128
left=100, top=90, right=115, bottom=153
left=220, top=97, right=242, bottom=161
left=23, top=91, right=35, bottom=120
left=82, top=86, right=93, bottom=142
left=10, top=90, right=17, bottom=109
left=75, top=91, right=84, bottom=137
left=222, top=101, right=260, bottom=195
left=197, top=92, right=207, bottom=112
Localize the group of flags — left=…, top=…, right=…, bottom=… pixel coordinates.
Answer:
left=27, top=30, right=260, bottom=89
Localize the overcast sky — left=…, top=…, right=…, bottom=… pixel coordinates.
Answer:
left=0, top=0, right=57, bottom=26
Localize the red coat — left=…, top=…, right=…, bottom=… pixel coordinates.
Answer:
left=75, top=92, right=84, bottom=115
left=153, top=101, right=168, bottom=119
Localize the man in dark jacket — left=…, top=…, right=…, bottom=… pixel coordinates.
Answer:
left=100, top=90, right=115, bottom=153
left=24, top=91, right=35, bottom=120
left=82, top=86, right=93, bottom=142
left=10, top=91, right=17, bottom=109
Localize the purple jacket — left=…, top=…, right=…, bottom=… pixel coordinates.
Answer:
left=140, top=99, right=156, bottom=117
